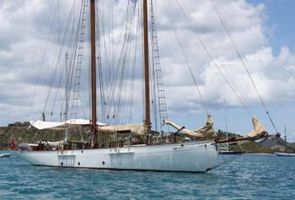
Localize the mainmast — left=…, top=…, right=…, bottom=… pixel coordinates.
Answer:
left=64, top=53, right=69, bottom=142
left=143, top=0, right=151, bottom=133
left=90, top=0, right=97, bottom=147
left=64, top=53, right=69, bottom=122
left=284, top=125, right=287, bottom=149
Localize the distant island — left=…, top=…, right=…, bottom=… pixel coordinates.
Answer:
left=216, top=130, right=295, bottom=153
left=1, top=121, right=294, bottom=153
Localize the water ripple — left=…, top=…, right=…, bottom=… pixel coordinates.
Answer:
left=1, top=152, right=294, bottom=199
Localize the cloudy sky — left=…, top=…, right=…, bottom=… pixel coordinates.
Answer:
left=0, top=0, right=294, bottom=140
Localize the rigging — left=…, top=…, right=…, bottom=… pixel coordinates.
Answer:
left=209, top=0, right=279, bottom=133
left=150, top=0, right=169, bottom=131
left=172, top=0, right=253, bottom=117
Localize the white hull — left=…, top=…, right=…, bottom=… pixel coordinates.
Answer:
left=16, top=141, right=218, bottom=172
left=275, top=152, right=295, bottom=157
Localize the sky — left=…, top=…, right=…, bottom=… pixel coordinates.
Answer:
left=0, top=0, right=294, bottom=140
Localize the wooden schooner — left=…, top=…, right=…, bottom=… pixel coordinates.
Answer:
left=16, top=0, right=219, bottom=172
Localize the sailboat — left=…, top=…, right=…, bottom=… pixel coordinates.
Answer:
left=275, top=126, right=295, bottom=157
left=15, top=0, right=219, bottom=172
left=218, top=100, right=240, bottom=154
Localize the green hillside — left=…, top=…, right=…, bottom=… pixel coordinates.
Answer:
left=0, top=122, right=87, bottom=149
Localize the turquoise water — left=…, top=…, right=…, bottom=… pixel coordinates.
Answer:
left=1, top=152, right=294, bottom=200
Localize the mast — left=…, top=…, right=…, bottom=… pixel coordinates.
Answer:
left=64, top=53, right=69, bottom=142
left=284, top=125, right=287, bottom=149
left=143, top=0, right=151, bottom=132
left=90, top=0, right=97, bottom=147
left=65, top=53, right=69, bottom=122
left=224, top=100, right=229, bottom=151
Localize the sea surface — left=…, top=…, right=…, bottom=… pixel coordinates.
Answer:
left=0, top=151, right=294, bottom=200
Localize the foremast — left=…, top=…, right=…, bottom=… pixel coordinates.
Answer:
left=143, top=0, right=151, bottom=134
left=90, top=0, right=97, bottom=147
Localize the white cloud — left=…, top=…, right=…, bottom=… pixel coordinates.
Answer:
left=155, top=0, right=295, bottom=106
left=0, top=0, right=295, bottom=138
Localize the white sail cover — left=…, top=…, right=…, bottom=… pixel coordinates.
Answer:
left=99, top=124, right=146, bottom=136
left=66, top=119, right=106, bottom=126
left=47, top=140, right=64, bottom=146
left=66, top=119, right=91, bottom=125
left=30, top=120, right=65, bottom=130
left=247, top=116, right=267, bottom=138
left=30, top=119, right=106, bottom=130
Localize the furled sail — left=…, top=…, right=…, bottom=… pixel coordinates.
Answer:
left=247, top=116, right=268, bottom=139
left=47, top=140, right=64, bottom=146
left=30, top=120, right=65, bottom=130
left=30, top=119, right=145, bottom=136
left=164, top=114, right=216, bottom=138
left=193, top=114, right=216, bottom=138
left=163, top=120, right=204, bottom=138
left=99, top=124, right=146, bottom=136
left=30, top=119, right=106, bottom=130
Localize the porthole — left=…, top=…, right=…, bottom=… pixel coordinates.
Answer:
left=102, top=161, right=105, bottom=165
